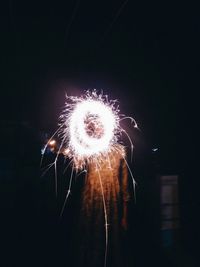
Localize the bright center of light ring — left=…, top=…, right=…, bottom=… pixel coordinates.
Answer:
left=69, top=100, right=116, bottom=156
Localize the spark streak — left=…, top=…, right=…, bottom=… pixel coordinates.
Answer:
left=97, top=169, right=108, bottom=267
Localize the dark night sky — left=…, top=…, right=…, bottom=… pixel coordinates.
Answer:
left=1, top=0, right=199, bottom=172
left=1, top=2, right=200, bottom=266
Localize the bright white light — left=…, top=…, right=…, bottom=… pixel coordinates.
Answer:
left=58, top=90, right=124, bottom=169
left=152, top=148, right=158, bottom=152
left=69, top=100, right=116, bottom=157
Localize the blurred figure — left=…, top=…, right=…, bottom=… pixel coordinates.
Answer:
left=75, top=144, right=130, bottom=267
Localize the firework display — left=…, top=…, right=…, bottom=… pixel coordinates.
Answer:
left=58, top=90, right=137, bottom=170
left=42, top=90, right=137, bottom=267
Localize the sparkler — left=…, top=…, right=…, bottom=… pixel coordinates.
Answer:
left=41, top=89, right=138, bottom=267
left=59, top=90, right=123, bottom=168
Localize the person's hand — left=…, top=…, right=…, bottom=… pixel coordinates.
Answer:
left=121, top=216, right=128, bottom=231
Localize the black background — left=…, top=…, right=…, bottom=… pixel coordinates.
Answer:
left=1, top=1, right=199, bottom=266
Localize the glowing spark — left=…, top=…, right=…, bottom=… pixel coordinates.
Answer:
left=58, top=90, right=123, bottom=170
left=60, top=164, right=74, bottom=218
left=63, top=148, right=70, bottom=156
left=49, top=140, right=56, bottom=146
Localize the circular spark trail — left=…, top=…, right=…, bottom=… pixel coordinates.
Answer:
left=59, top=90, right=123, bottom=170
left=69, top=100, right=116, bottom=156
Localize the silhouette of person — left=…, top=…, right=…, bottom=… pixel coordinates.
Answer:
left=76, top=144, right=130, bottom=267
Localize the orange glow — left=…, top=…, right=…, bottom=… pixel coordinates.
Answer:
left=63, top=148, right=70, bottom=155
left=49, top=140, right=56, bottom=146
